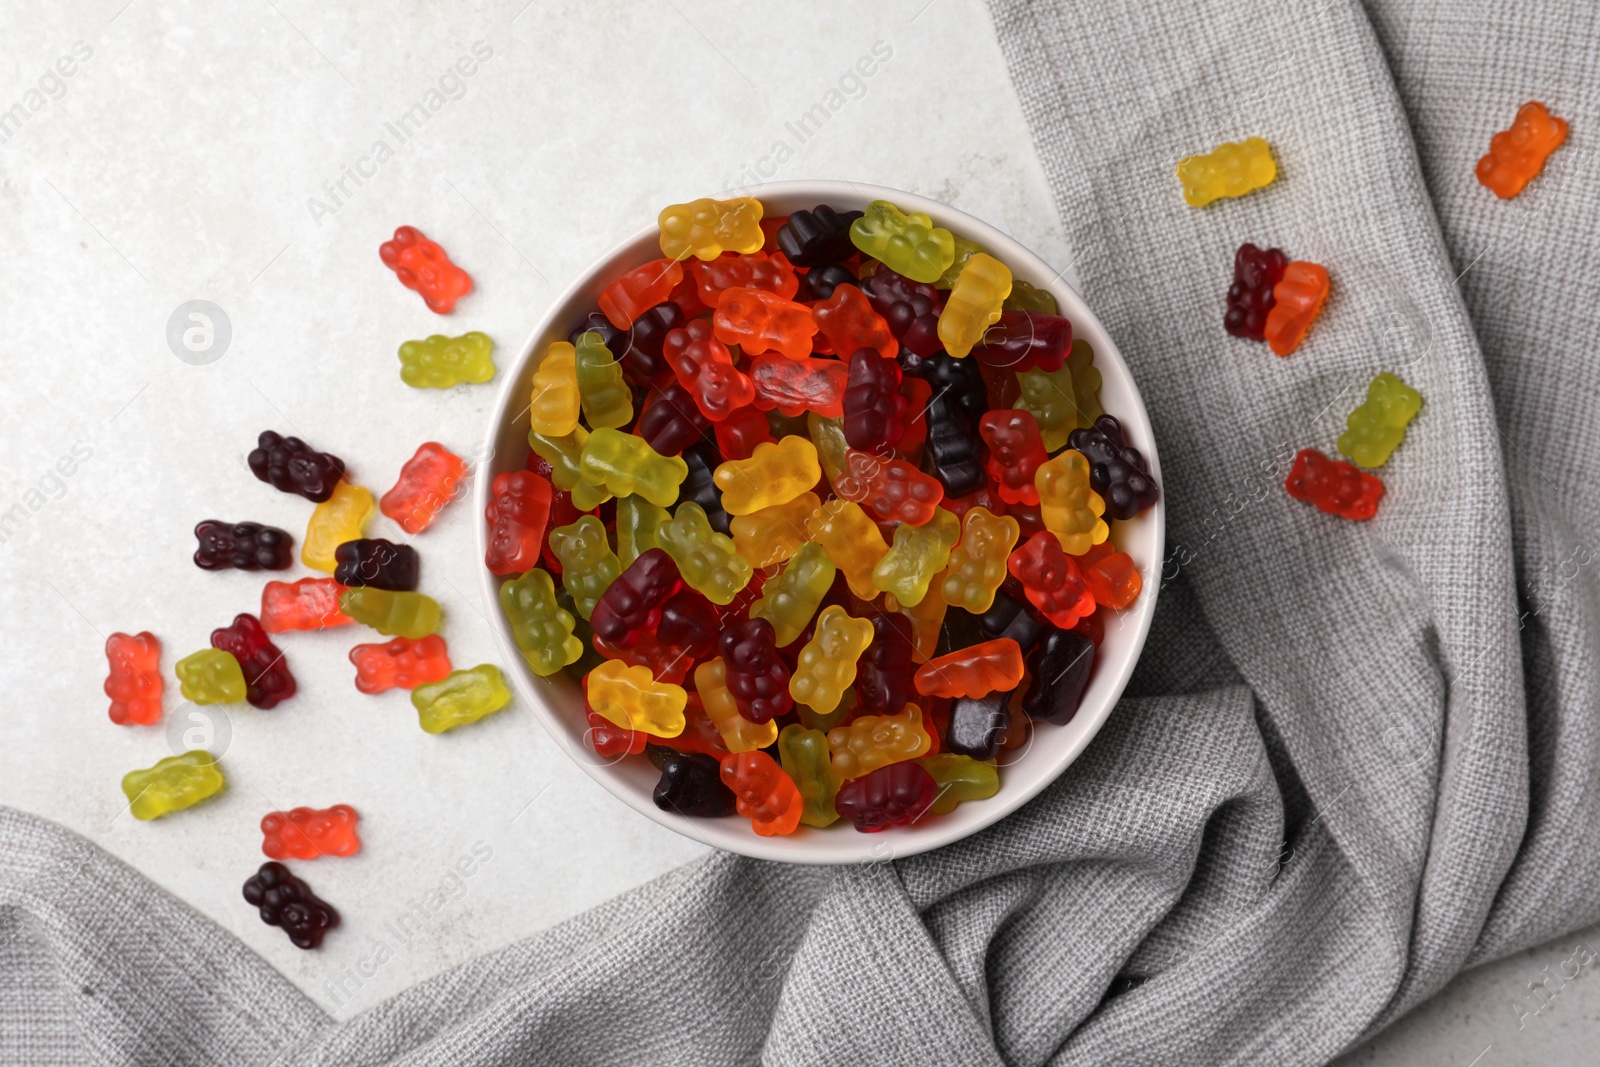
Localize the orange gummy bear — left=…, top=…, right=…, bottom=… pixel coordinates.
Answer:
left=1476, top=102, right=1568, bottom=200
left=1263, top=261, right=1329, bottom=357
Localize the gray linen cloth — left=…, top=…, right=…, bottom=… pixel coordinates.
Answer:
left=3, top=0, right=1596, bottom=1062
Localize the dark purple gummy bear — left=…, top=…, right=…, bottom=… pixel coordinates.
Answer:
left=332, top=538, right=419, bottom=591
left=1067, top=414, right=1159, bottom=520
left=860, top=267, right=943, bottom=357
left=834, top=762, right=938, bottom=833
left=975, top=590, right=1045, bottom=656
left=242, top=862, right=338, bottom=949
left=857, top=613, right=914, bottom=715
left=653, top=752, right=736, bottom=817
left=590, top=548, right=682, bottom=646
left=193, top=520, right=294, bottom=572
left=798, top=262, right=856, bottom=303
left=1223, top=243, right=1288, bottom=341
left=680, top=441, right=731, bottom=536
left=1022, top=630, right=1095, bottom=725
left=842, top=347, right=907, bottom=455
left=923, top=393, right=987, bottom=497
left=898, top=350, right=986, bottom=427
left=775, top=205, right=862, bottom=268
left=655, top=587, right=721, bottom=659
left=635, top=382, right=711, bottom=456
left=968, top=311, right=1072, bottom=373
left=210, top=612, right=296, bottom=709
left=718, top=617, right=793, bottom=724
left=247, top=431, right=346, bottom=504
left=946, top=691, right=1013, bottom=761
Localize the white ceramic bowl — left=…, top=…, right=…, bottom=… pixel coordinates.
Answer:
left=476, top=180, right=1164, bottom=864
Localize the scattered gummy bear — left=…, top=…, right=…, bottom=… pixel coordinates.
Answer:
left=122, top=752, right=224, bottom=821
left=398, top=332, right=495, bottom=389
left=104, top=631, right=163, bottom=726
left=1477, top=102, right=1568, bottom=199
left=412, top=664, right=512, bottom=734
left=1176, top=137, right=1277, bottom=207
left=1263, top=262, right=1330, bottom=357
left=175, top=648, right=247, bottom=705
left=248, top=431, right=346, bottom=503
left=261, top=805, right=360, bottom=860
left=1337, top=372, right=1422, bottom=468
left=381, top=442, right=467, bottom=535
left=243, top=861, right=339, bottom=949
left=303, top=480, right=374, bottom=573
left=1285, top=448, right=1385, bottom=520
left=380, top=225, right=472, bottom=313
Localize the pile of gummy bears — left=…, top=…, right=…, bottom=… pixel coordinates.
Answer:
left=491, top=194, right=1159, bottom=839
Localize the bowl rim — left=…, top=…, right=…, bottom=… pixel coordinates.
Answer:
left=474, top=178, right=1165, bottom=865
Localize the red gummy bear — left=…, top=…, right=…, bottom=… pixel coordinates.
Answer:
left=714, top=287, right=818, bottom=361
left=485, top=470, right=553, bottom=576
left=210, top=613, right=296, bottom=709
left=261, top=804, right=361, bottom=860
left=690, top=251, right=799, bottom=307
left=979, top=409, right=1049, bottom=505
left=1007, top=531, right=1095, bottom=628
left=968, top=311, right=1071, bottom=372
left=748, top=353, right=848, bottom=419
left=719, top=751, right=804, bottom=836
left=663, top=318, right=757, bottom=422
left=1285, top=448, right=1385, bottom=520
left=261, top=577, right=352, bottom=634
left=105, top=631, right=163, bottom=726
left=713, top=405, right=776, bottom=461
left=381, top=442, right=468, bottom=535
left=599, top=258, right=684, bottom=329
left=379, top=226, right=472, bottom=314
left=349, top=634, right=453, bottom=694
left=833, top=449, right=945, bottom=525
left=813, top=283, right=898, bottom=360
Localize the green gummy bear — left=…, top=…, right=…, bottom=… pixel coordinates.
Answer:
left=778, top=723, right=840, bottom=828
left=751, top=541, right=836, bottom=647
left=398, top=331, right=495, bottom=389
left=340, top=588, right=441, bottom=639
left=528, top=426, right=612, bottom=511
left=574, top=332, right=634, bottom=430
left=871, top=507, right=960, bottom=607
left=657, top=501, right=753, bottom=606
left=918, top=754, right=999, bottom=815
left=548, top=515, right=621, bottom=619
left=1337, top=372, right=1422, bottom=468
left=615, top=495, right=670, bottom=569
left=1004, top=279, right=1059, bottom=314
left=498, top=568, right=582, bottom=677
left=175, top=648, right=246, bottom=705
left=412, top=664, right=511, bottom=734
left=578, top=427, right=687, bottom=508
left=849, top=200, right=955, bottom=285
left=1016, top=338, right=1102, bottom=452
left=122, top=752, right=225, bottom=820
left=934, top=235, right=988, bottom=290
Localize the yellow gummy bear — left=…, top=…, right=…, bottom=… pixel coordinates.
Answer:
left=658, top=197, right=765, bottom=261
left=588, top=660, right=687, bottom=738
left=804, top=499, right=888, bottom=601
left=937, top=252, right=1012, bottom=358
left=1036, top=449, right=1108, bottom=555
left=788, top=605, right=873, bottom=715
left=529, top=341, right=581, bottom=437
left=1176, top=137, right=1277, bottom=207
left=730, top=491, right=821, bottom=569
left=713, top=437, right=821, bottom=515
left=303, top=481, right=373, bottom=572
left=827, top=704, right=931, bottom=779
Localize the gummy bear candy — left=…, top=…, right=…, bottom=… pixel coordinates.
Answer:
left=211, top=613, right=296, bottom=709
left=122, top=751, right=224, bottom=821
left=333, top=538, right=420, bottom=592
left=380, top=442, right=467, bottom=535
left=1263, top=262, right=1330, bottom=357
left=713, top=437, right=820, bottom=516
left=589, top=548, right=683, bottom=647
left=720, top=751, right=803, bottom=836
left=861, top=266, right=944, bottom=357
left=1007, top=531, right=1095, bottom=627
left=658, top=197, right=765, bottom=261
left=945, top=691, right=1011, bottom=760
left=914, top=638, right=1024, bottom=699
left=730, top=491, right=820, bottom=569
left=849, top=200, right=955, bottom=285
left=714, top=405, right=776, bottom=462
left=690, top=249, right=799, bottom=307
left=827, top=703, right=931, bottom=778
left=713, top=288, right=819, bottom=361
left=776, top=205, right=863, bottom=267
left=748, top=354, right=848, bottom=419
left=528, top=427, right=612, bottom=512
left=805, top=499, right=889, bottom=600
left=900, top=349, right=988, bottom=427
left=1176, top=137, right=1277, bottom=207
left=858, top=613, right=916, bottom=716
left=1036, top=449, right=1109, bottom=555
left=919, top=753, right=1000, bottom=815
left=1003, top=280, right=1058, bottom=315
left=1067, top=415, right=1160, bottom=520
left=1223, top=243, right=1288, bottom=341
left=924, top=393, right=987, bottom=497
left=303, top=480, right=374, bottom=573
left=247, top=431, right=346, bottom=503
left=872, top=507, right=961, bottom=606
left=243, top=861, right=338, bottom=949
left=636, top=383, right=712, bottom=457
left=798, top=262, right=856, bottom=303
left=529, top=341, right=581, bottom=436
left=814, top=283, right=897, bottom=360
left=940, top=507, right=1021, bottom=614
left=1022, top=630, right=1095, bottom=724
left=1477, top=101, right=1568, bottom=199
left=1285, top=448, right=1385, bottom=520
left=380, top=225, right=471, bottom=313
left=834, top=761, right=938, bottom=833
left=1337, top=372, right=1422, bottom=468
left=937, top=252, right=1012, bottom=358
left=778, top=723, right=841, bottom=827
left=599, top=259, right=684, bottom=329
left=412, top=664, right=511, bottom=734
left=105, top=631, right=162, bottom=726
left=175, top=648, right=247, bottom=705
left=833, top=450, right=945, bottom=525
left=656, top=501, right=753, bottom=605
left=578, top=428, right=689, bottom=508
left=968, top=311, right=1072, bottom=372
left=349, top=634, right=453, bottom=694
left=749, top=541, right=835, bottom=646
left=843, top=347, right=907, bottom=455
left=261, top=805, right=360, bottom=860
left=586, top=702, right=648, bottom=760
left=975, top=590, right=1046, bottom=655
left=340, top=587, right=441, bottom=640
left=1077, top=541, right=1143, bottom=610
left=695, top=657, right=779, bottom=751
left=589, top=660, right=687, bottom=737
left=498, top=568, right=582, bottom=676
left=789, top=605, right=874, bottom=714
left=936, top=235, right=988, bottom=290
left=398, top=332, right=496, bottom=388
left=484, top=469, right=553, bottom=576
left=549, top=515, right=621, bottom=619
left=653, top=751, right=737, bottom=817
left=574, top=331, right=635, bottom=430
left=193, top=520, right=293, bottom=572
left=662, top=318, right=756, bottom=421
left=615, top=495, right=670, bottom=569
left=655, top=587, right=722, bottom=662
left=717, top=616, right=793, bottom=723
left=980, top=409, right=1048, bottom=506
left=1014, top=343, right=1100, bottom=453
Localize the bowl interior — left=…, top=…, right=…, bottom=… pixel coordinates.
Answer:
left=475, top=179, right=1164, bottom=864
